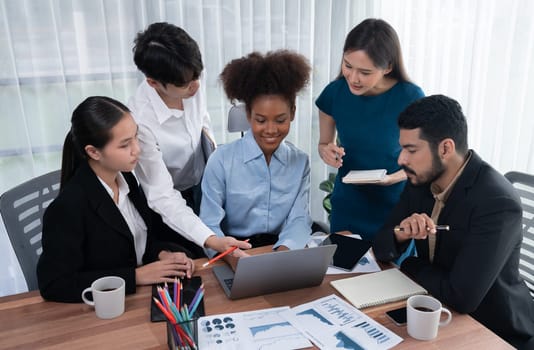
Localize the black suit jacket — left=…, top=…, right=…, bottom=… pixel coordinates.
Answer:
left=37, top=162, right=186, bottom=302
left=373, top=151, right=534, bottom=349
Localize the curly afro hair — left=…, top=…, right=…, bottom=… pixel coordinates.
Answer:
left=220, top=50, right=311, bottom=111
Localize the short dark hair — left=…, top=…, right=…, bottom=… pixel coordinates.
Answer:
left=133, top=22, right=203, bottom=87
left=219, top=50, right=311, bottom=112
left=398, top=95, right=469, bottom=155
left=340, top=18, right=409, bottom=82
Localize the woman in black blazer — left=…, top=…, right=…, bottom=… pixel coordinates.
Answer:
left=37, top=96, right=194, bottom=302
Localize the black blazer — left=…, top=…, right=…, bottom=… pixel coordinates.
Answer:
left=373, top=151, right=534, bottom=349
left=37, top=162, right=186, bottom=302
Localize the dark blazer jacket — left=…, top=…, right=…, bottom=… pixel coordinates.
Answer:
left=373, top=151, right=534, bottom=349
left=37, top=162, right=187, bottom=302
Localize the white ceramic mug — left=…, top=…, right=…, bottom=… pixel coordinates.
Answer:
left=81, top=276, right=125, bottom=319
left=407, top=295, right=452, bottom=340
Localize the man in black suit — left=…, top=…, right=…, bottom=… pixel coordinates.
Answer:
left=373, top=95, right=534, bottom=349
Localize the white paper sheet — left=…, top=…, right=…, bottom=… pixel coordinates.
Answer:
left=280, top=294, right=403, bottom=350
left=197, top=306, right=312, bottom=350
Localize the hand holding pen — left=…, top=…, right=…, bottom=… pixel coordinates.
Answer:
left=394, top=213, right=449, bottom=240
left=318, top=142, right=345, bottom=168
left=202, top=239, right=251, bottom=267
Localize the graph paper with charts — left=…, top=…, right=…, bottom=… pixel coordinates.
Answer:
left=197, top=306, right=312, bottom=349
left=280, top=294, right=402, bottom=349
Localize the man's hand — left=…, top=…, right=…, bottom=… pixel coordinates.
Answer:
left=394, top=213, right=437, bottom=242
left=204, top=236, right=252, bottom=254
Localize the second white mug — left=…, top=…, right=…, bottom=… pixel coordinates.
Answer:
left=407, top=295, right=452, bottom=340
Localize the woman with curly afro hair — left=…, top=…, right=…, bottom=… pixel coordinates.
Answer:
left=200, top=50, right=312, bottom=269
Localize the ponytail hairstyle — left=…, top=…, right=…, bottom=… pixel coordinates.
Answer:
left=219, top=50, right=311, bottom=114
left=60, top=96, right=130, bottom=189
left=338, top=18, right=410, bottom=82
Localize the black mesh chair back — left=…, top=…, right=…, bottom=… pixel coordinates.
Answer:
left=505, top=171, right=534, bottom=298
left=0, top=170, right=61, bottom=291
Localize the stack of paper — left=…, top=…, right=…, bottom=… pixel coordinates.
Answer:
left=342, top=169, right=387, bottom=184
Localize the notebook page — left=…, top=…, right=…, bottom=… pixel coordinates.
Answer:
left=330, top=268, right=427, bottom=309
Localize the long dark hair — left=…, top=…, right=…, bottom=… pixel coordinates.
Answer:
left=337, top=18, right=410, bottom=82
left=61, top=96, right=130, bottom=189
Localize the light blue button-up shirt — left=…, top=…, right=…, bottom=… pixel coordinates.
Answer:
left=200, top=131, right=312, bottom=257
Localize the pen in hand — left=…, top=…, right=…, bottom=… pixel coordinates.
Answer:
left=394, top=225, right=450, bottom=233
left=202, top=239, right=251, bottom=267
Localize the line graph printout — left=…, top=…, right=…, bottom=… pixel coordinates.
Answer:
left=280, top=295, right=402, bottom=350
left=197, top=306, right=311, bottom=350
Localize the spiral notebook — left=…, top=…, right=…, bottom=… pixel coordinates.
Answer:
left=330, top=268, right=427, bottom=309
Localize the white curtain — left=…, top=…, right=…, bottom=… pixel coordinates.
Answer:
left=1, top=0, right=533, bottom=296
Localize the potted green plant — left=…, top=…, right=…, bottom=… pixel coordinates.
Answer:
left=319, top=172, right=337, bottom=221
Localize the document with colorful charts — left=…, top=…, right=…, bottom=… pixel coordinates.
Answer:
left=280, top=294, right=403, bottom=350
left=197, top=306, right=312, bottom=350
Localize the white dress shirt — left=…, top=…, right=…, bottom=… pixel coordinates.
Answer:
left=128, top=72, right=214, bottom=247
left=98, top=173, right=147, bottom=266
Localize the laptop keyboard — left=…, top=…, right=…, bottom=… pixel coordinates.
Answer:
left=224, top=278, right=234, bottom=290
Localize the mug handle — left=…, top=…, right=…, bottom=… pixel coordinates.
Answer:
left=439, top=307, right=452, bottom=326
left=81, top=287, right=95, bottom=306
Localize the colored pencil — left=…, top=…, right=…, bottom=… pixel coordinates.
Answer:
left=173, top=277, right=178, bottom=305
left=153, top=297, right=176, bottom=323
left=202, top=239, right=250, bottom=267
left=189, top=289, right=204, bottom=316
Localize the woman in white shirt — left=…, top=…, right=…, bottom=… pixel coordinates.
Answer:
left=129, top=22, right=250, bottom=257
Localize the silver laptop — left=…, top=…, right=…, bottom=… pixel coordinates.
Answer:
left=212, top=244, right=337, bottom=299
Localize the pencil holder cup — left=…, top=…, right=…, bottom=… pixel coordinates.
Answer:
left=167, top=318, right=199, bottom=350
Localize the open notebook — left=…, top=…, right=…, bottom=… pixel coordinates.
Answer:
left=330, top=268, right=427, bottom=309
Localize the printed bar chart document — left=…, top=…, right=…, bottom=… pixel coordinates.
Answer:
left=280, top=294, right=402, bottom=349
left=197, top=306, right=311, bottom=350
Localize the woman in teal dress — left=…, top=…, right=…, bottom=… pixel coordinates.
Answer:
left=316, top=18, right=424, bottom=241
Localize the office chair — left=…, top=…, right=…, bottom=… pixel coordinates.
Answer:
left=227, top=104, right=249, bottom=137
left=0, top=170, right=61, bottom=291
left=201, top=127, right=216, bottom=162
left=226, top=103, right=330, bottom=234
left=504, top=171, right=534, bottom=298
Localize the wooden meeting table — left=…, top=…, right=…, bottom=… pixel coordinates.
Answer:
left=0, top=246, right=512, bottom=349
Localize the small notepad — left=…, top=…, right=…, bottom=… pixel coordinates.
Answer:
left=342, top=169, right=387, bottom=184
left=330, top=268, right=427, bottom=309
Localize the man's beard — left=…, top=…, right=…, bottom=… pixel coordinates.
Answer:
left=402, top=150, right=445, bottom=186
